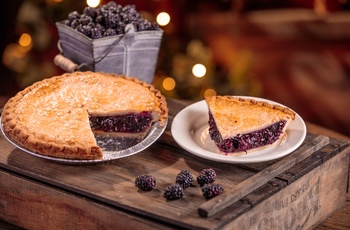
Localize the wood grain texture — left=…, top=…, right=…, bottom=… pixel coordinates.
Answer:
left=198, top=135, right=330, bottom=217
left=0, top=170, right=174, bottom=230
left=222, top=145, right=349, bottom=229
left=314, top=193, right=350, bottom=230
left=0, top=98, right=349, bottom=229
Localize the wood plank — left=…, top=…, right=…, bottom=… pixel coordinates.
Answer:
left=236, top=133, right=318, bottom=173
left=278, top=137, right=349, bottom=184
left=0, top=129, right=258, bottom=229
left=240, top=178, right=288, bottom=207
left=315, top=192, right=350, bottom=230
left=0, top=170, right=175, bottom=230
left=222, top=146, right=349, bottom=229
left=198, top=135, right=330, bottom=217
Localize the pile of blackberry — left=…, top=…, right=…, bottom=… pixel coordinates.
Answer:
left=163, top=169, right=193, bottom=200
left=135, top=168, right=224, bottom=201
left=64, top=2, right=159, bottom=39
left=197, top=168, right=224, bottom=199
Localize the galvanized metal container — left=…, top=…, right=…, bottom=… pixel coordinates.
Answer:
left=55, top=21, right=163, bottom=84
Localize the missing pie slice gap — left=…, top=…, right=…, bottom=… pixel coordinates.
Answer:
left=89, top=111, right=160, bottom=151
left=205, top=96, right=296, bottom=156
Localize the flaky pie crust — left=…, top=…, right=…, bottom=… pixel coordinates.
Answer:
left=205, top=96, right=296, bottom=139
left=1, top=71, right=168, bottom=160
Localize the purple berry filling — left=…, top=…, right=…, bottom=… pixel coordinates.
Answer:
left=208, top=112, right=287, bottom=154
left=89, top=111, right=153, bottom=133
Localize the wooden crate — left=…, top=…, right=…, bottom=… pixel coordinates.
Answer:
left=220, top=136, right=349, bottom=229
left=0, top=130, right=349, bottom=229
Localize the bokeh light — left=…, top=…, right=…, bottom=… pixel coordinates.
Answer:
left=156, top=12, right=170, bottom=26
left=162, top=77, right=176, bottom=90
left=18, top=33, right=32, bottom=47
left=192, top=63, right=206, bottom=78
left=203, top=88, right=216, bottom=97
left=86, top=0, right=100, bottom=8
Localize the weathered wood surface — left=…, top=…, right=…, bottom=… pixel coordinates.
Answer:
left=198, top=135, right=330, bottom=217
left=0, top=170, right=174, bottom=230
left=0, top=98, right=349, bottom=229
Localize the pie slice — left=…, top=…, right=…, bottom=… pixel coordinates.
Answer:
left=1, top=72, right=168, bottom=160
left=205, top=96, right=296, bottom=155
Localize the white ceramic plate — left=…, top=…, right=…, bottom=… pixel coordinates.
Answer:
left=171, top=97, right=306, bottom=164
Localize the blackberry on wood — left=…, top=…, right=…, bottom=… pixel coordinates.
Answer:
left=175, top=169, right=193, bottom=189
left=197, top=168, right=216, bottom=186
left=163, top=184, right=184, bottom=200
left=201, top=184, right=224, bottom=199
left=135, top=175, right=156, bottom=191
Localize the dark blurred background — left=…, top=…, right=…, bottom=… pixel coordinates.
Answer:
left=1, top=0, right=350, bottom=137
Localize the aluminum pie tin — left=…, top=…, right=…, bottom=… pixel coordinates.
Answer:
left=0, top=118, right=167, bottom=165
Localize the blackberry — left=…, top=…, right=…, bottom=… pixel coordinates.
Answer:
left=79, top=14, right=93, bottom=26
left=137, top=19, right=153, bottom=31
left=163, top=184, right=184, bottom=200
left=69, top=19, right=79, bottom=29
left=135, top=175, right=156, bottom=191
left=64, top=19, right=71, bottom=26
left=67, top=11, right=80, bottom=21
left=90, top=27, right=104, bottom=39
left=95, top=15, right=105, bottom=26
left=76, top=24, right=92, bottom=37
left=83, top=6, right=97, bottom=19
left=201, top=184, right=224, bottom=199
left=115, top=25, right=124, bottom=35
left=103, top=28, right=117, bottom=37
left=151, top=22, right=159, bottom=30
left=107, top=1, right=117, bottom=7
left=97, top=5, right=108, bottom=16
left=197, top=168, right=216, bottom=186
left=175, top=169, right=193, bottom=189
left=95, top=23, right=105, bottom=32
left=105, top=13, right=121, bottom=28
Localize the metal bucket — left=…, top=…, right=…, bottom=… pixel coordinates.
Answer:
left=55, top=21, right=163, bottom=84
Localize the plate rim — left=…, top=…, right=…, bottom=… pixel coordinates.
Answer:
left=171, top=96, right=306, bottom=164
left=0, top=118, right=167, bottom=165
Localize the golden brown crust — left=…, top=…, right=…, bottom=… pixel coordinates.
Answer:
left=125, top=74, right=168, bottom=125
left=206, top=96, right=295, bottom=119
left=1, top=71, right=168, bottom=160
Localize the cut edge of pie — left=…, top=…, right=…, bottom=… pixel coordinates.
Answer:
left=205, top=96, right=296, bottom=156
left=1, top=71, right=168, bottom=160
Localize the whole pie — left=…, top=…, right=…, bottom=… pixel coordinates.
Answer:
left=1, top=72, right=168, bottom=160
left=205, top=96, right=296, bottom=155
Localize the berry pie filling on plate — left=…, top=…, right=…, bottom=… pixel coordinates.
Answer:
left=205, top=96, right=296, bottom=156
